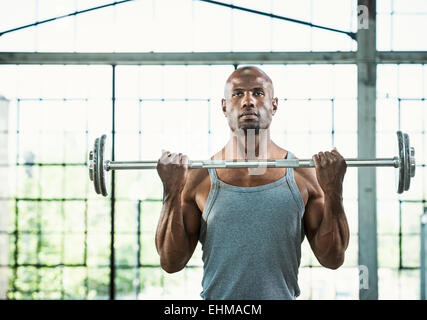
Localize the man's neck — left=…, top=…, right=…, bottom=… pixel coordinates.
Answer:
left=222, top=129, right=273, bottom=160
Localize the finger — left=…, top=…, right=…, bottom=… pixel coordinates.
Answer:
left=159, top=150, right=171, bottom=163
left=318, top=152, right=327, bottom=167
left=179, top=154, right=190, bottom=166
left=331, top=148, right=343, bottom=158
left=161, top=149, right=171, bottom=157
left=170, top=153, right=180, bottom=165
left=324, top=151, right=336, bottom=163
left=312, top=154, right=321, bottom=168
left=331, top=148, right=345, bottom=164
left=182, top=155, right=189, bottom=166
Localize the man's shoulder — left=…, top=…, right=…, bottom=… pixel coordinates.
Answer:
left=183, top=165, right=210, bottom=196
left=184, top=150, right=223, bottom=192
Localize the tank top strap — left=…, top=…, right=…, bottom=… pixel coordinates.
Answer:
left=285, top=151, right=295, bottom=179
left=207, top=167, right=219, bottom=184
left=284, top=151, right=305, bottom=213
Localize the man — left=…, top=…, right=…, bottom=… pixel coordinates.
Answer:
left=155, top=66, right=349, bottom=300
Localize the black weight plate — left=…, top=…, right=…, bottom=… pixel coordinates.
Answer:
left=396, top=131, right=405, bottom=194
left=410, top=147, right=416, bottom=178
left=403, top=133, right=410, bottom=191
left=93, top=137, right=101, bottom=195
left=98, top=134, right=108, bottom=197
left=88, top=150, right=94, bottom=182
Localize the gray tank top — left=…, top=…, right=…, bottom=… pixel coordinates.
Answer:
left=199, top=151, right=305, bottom=300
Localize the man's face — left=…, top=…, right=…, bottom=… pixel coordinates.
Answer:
left=222, top=68, right=278, bottom=133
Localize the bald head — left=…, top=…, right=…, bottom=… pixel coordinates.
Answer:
left=224, top=66, right=274, bottom=98
left=221, top=66, right=278, bottom=133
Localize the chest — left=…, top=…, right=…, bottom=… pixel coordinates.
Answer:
left=195, top=168, right=309, bottom=212
left=217, top=167, right=287, bottom=187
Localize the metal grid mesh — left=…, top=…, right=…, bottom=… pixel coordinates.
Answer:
left=0, top=64, right=359, bottom=299
left=0, top=0, right=425, bottom=301
left=377, top=0, right=427, bottom=51
left=376, top=64, right=427, bottom=299
left=0, top=67, right=424, bottom=298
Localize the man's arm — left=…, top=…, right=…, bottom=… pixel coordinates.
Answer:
left=155, top=152, right=201, bottom=273
left=302, top=148, right=350, bottom=269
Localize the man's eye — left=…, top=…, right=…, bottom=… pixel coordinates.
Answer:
left=232, top=92, right=243, bottom=97
left=254, top=91, right=264, bottom=96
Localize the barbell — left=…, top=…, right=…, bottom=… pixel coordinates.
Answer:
left=88, top=131, right=416, bottom=197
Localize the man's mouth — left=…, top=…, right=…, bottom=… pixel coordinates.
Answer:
left=239, top=112, right=258, bottom=120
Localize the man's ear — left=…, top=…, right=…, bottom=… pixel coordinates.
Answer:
left=221, top=98, right=227, bottom=114
left=271, top=97, right=278, bottom=115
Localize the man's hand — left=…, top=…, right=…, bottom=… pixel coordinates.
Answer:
left=157, top=150, right=189, bottom=195
left=155, top=150, right=200, bottom=273
left=312, top=147, right=347, bottom=196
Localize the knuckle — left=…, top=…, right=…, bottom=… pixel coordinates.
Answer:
left=159, top=157, right=169, bottom=165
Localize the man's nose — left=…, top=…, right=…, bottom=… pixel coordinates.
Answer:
left=241, top=92, right=255, bottom=108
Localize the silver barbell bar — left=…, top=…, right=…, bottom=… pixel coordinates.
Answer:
left=89, top=131, right=416, bottom=196
left=106, top=158, right=400, bottom=170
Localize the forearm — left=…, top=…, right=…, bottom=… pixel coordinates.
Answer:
left=314, top=193, right=350, bottom=268
left=155, top=191, right=192, bottom=271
